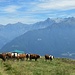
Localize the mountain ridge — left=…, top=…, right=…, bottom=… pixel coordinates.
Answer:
left=0, top=18, right=55, bottom=48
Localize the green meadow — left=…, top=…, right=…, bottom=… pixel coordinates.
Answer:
left=0, top=57, right=75, bottom=75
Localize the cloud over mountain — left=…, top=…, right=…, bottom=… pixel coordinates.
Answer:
left=0, top=0, right=75, bottom=24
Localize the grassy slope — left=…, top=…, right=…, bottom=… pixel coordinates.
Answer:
left=0, top=58, right=75, bottom=75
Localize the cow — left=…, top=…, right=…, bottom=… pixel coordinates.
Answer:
left=6, top=52, right=12, bottom=58
left=45, top=54, right=54, bottom=61
left=29, top=54, right=40, bottom=61
left=0, top=53, right=6, bottom=61
left=6, top=52, right=14, bottom=60
left=6, top=52, right=29, bottom=61
left=17, top=53, right=29, bottom=61
left=5, top=52, right=19, bottom=60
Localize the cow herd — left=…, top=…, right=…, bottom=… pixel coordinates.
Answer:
left=0, top=52, right=54, bottom=62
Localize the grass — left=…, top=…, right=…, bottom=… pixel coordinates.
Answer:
left=0, top=57, right=75, bottom=75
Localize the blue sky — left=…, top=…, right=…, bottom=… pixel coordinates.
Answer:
left=0, top=0, right=75, bottom=25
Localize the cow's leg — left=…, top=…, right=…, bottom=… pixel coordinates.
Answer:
left=35, top=58, right=37, bottom=61
left=26, top=54, right=29, bottom=61
left=2, top=57, right=6, bottom=61
left=50, top=57, right=52, bottom=61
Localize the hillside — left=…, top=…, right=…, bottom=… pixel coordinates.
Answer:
left=1, top=21, right=75, bottom=58
left=0, top=23, right=30, bottom=48
left=0, top=18, right=55, bottom=48
left=1, top=17, right=75, bottom=58
left=0, top=58, right=75, bottom=75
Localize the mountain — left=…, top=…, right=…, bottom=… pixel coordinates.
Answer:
left=0, top=22, right=30, bottom=48
left=32, top=18, right=55, bottom=29
left=1, top=17, right=75, bottom=58
left=0, top=18, right=55, bottom=48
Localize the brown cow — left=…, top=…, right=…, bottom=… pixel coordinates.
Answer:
left=6, top=52, right=19, bottom=60
left=0, top=53, right=6, bottom=61
left=6, top=52, right=16, bottom=60
left=29, top=54, right=40, bottom=61
left=45, top=54, right=54, bottom=61
left=6, top=52, right=29, bottom=61
left=17, top=53, right=29, bottom=61
left=6, top=52, right=12, bottom=59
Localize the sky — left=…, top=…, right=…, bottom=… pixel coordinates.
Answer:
left=0, top=0, right=75, bottom=25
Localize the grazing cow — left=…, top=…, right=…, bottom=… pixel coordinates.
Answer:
left=6, top=52, right=28, bottom=61
left=5, top=52, right=19, bottom=60
left=17, top=53, right=29, bottom=61
left=0, top=53, right=6, bottom=61
left=45, top=54, right=54, bottom=61
left=6, top=52, right=14, bottom=60
left=29, top=54, right=40, bottom=61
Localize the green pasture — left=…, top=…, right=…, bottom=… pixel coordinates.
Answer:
left=0, top=57, right=75, bottom=75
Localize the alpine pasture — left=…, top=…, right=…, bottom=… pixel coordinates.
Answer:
left=0, top=57, right=75, bottom=75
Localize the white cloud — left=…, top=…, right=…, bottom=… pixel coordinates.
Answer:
left=38, top=0, right=75, bottom=10
left=3, top=5, right=20, bottom=13
left=0, top=0, right=75, bottom=24
left=0, top=15, right=42, bottom=25
left=18, top=0, right=75, bottom=15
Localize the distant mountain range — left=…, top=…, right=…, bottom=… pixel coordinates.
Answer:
left=1, top=17, right=75, bottom=58
left=0, top=18, right=55, bottom=48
